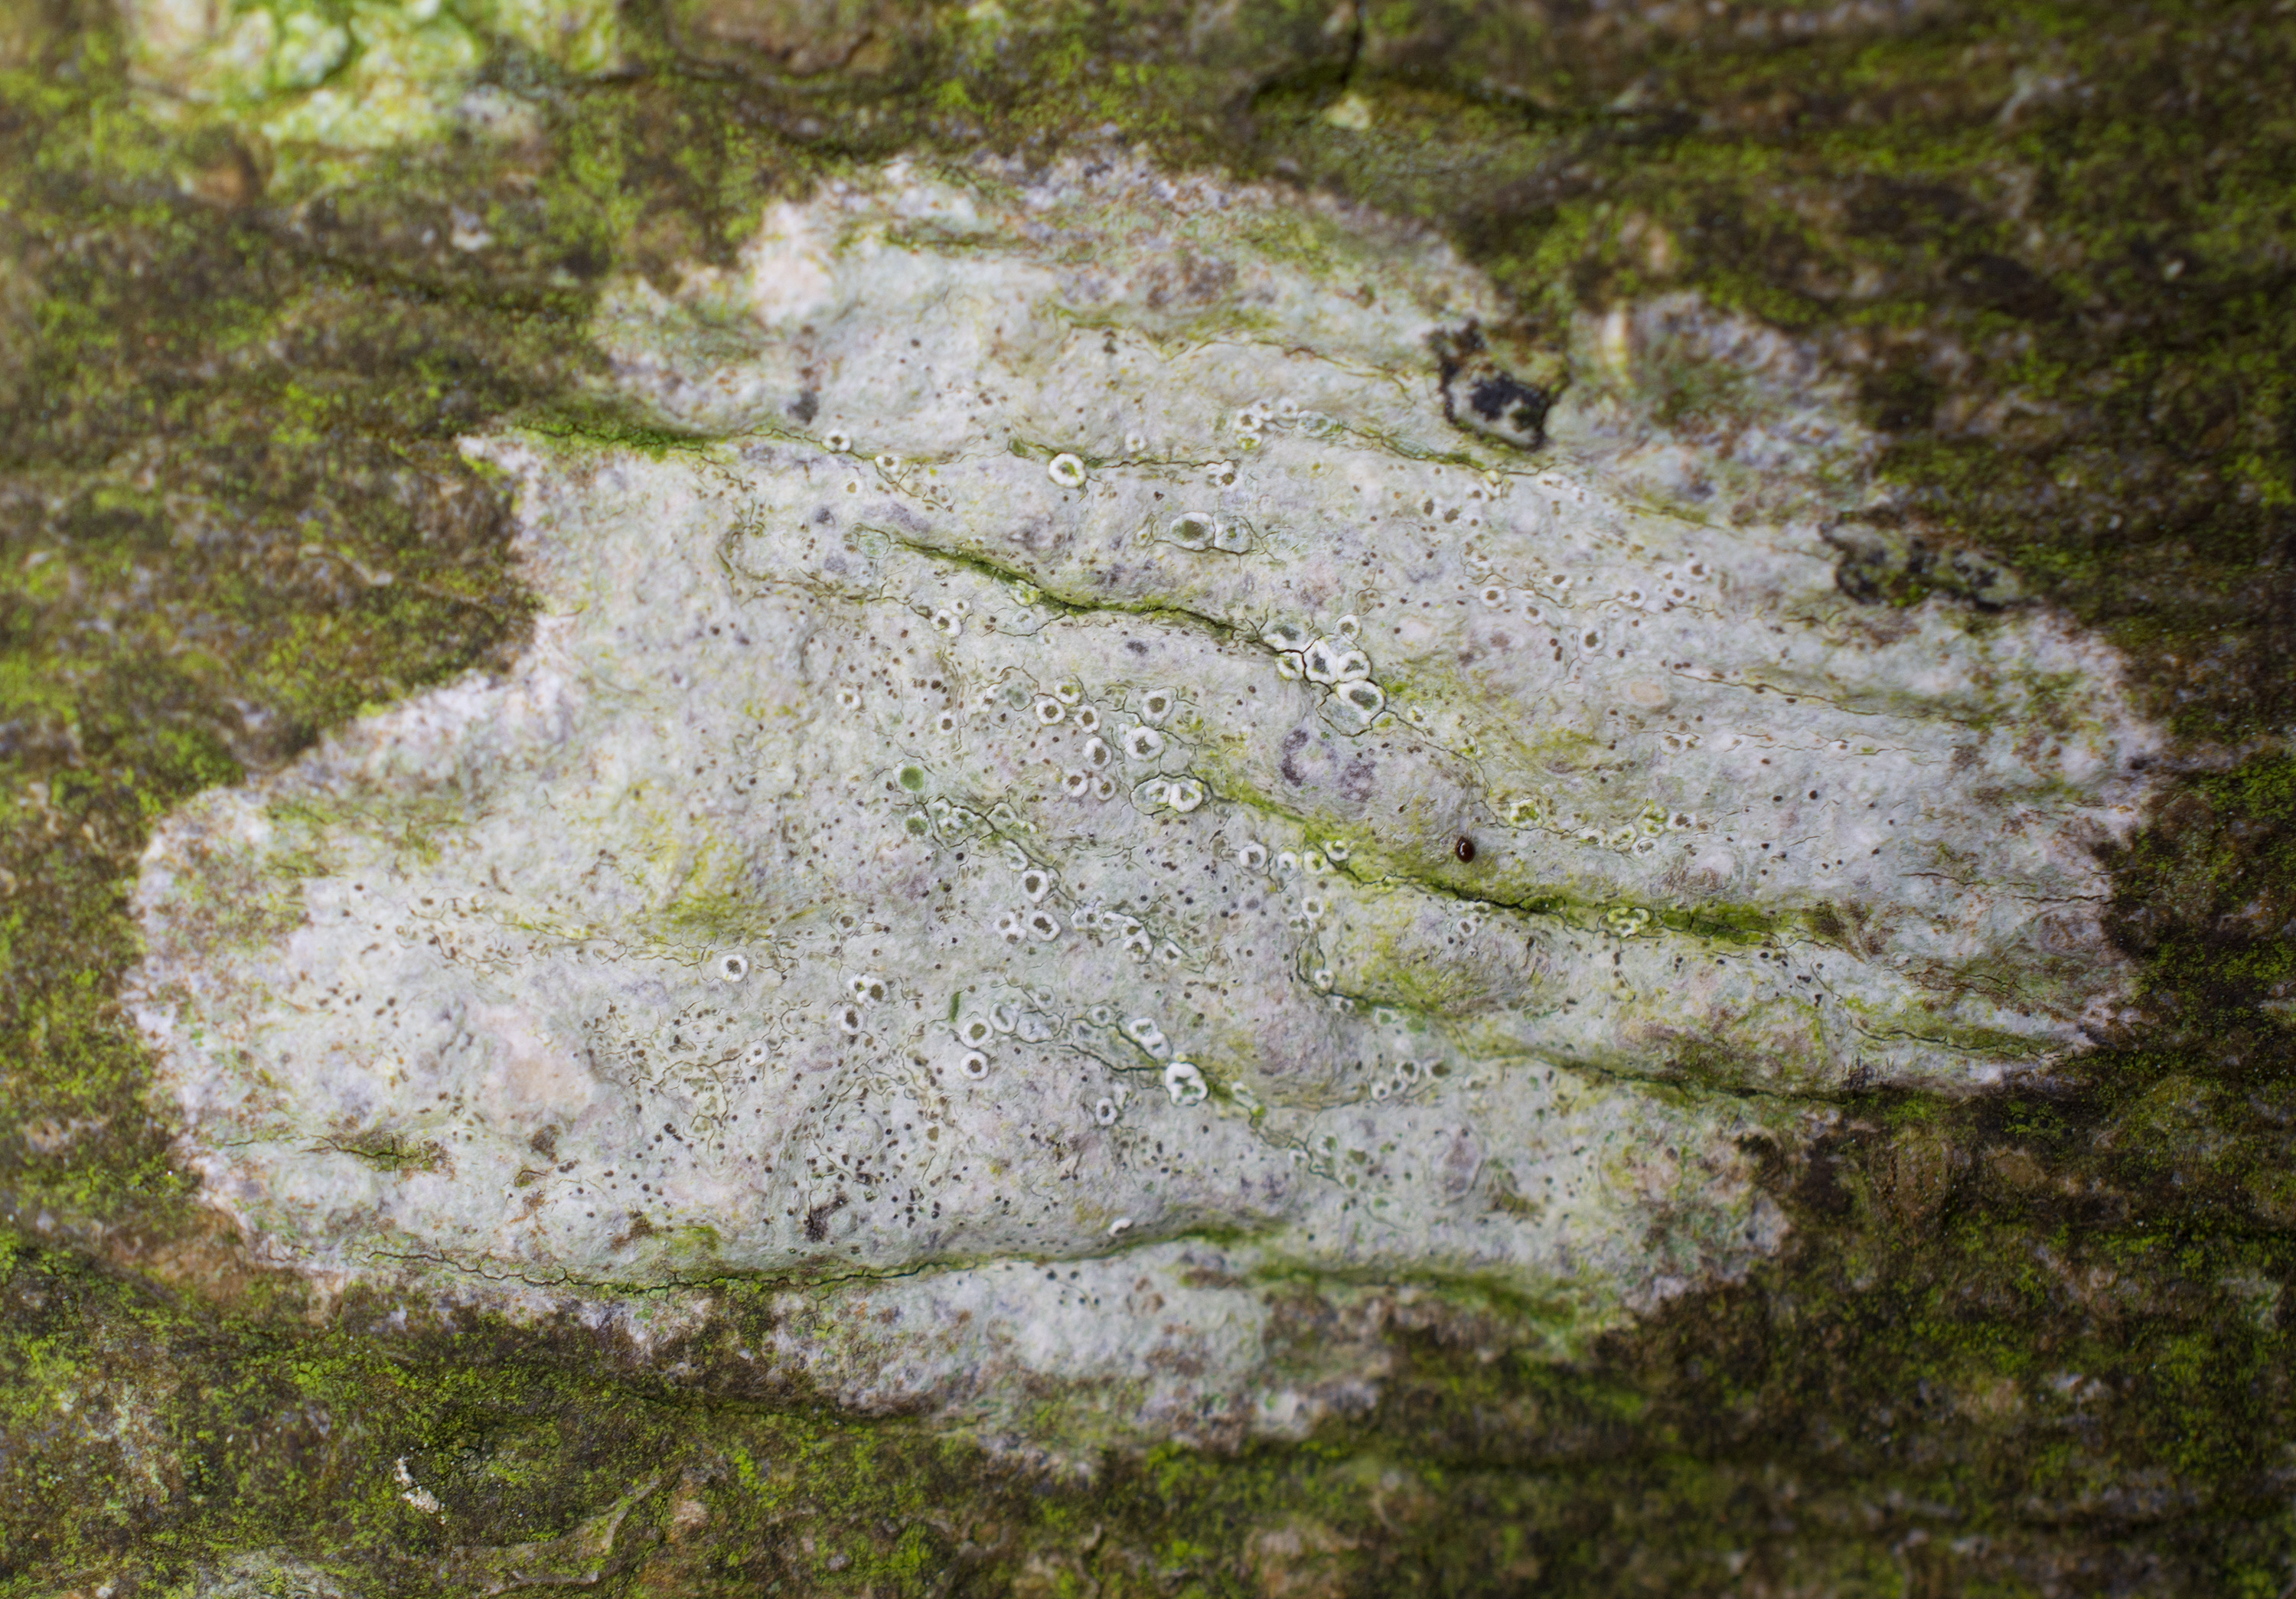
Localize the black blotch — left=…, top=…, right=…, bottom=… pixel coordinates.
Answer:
left=1433, top=321, right=1556, bottom=451
left=1467, top=373, right=1551, bottom=437
left=804, top=1192, right=849, bottom=1242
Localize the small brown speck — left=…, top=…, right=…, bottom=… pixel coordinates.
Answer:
left=1455, top=837, right=1476, bottom=863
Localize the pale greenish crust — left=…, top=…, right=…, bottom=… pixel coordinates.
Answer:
left=121, top=0, right=620, bottom=153
left=5, top=0, right=2296, bottom=1592
left=122, top=176, right=1822, bottom=1441
left=119, top=168, right=2168, bottom=1462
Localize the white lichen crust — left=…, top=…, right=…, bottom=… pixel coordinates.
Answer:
left=128, top=160, right=2162, bottom=1427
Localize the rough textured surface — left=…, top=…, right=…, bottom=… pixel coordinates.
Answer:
left=122, top=0, right=622, bottom=148
left=129, top=168, right=2154, bottom=1396
left=7, top=0, right=2296, bottom=1591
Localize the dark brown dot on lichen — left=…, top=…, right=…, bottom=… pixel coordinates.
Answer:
left=1455, top=836, right=1476, bottom=863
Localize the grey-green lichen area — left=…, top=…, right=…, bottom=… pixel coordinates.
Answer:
left=122, top=0, right=618, bottom=152
left=126, top=160, right=2164, bottom=1425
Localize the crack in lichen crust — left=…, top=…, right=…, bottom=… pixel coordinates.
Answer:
left=124, top=158, right=2166, bottom=1422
